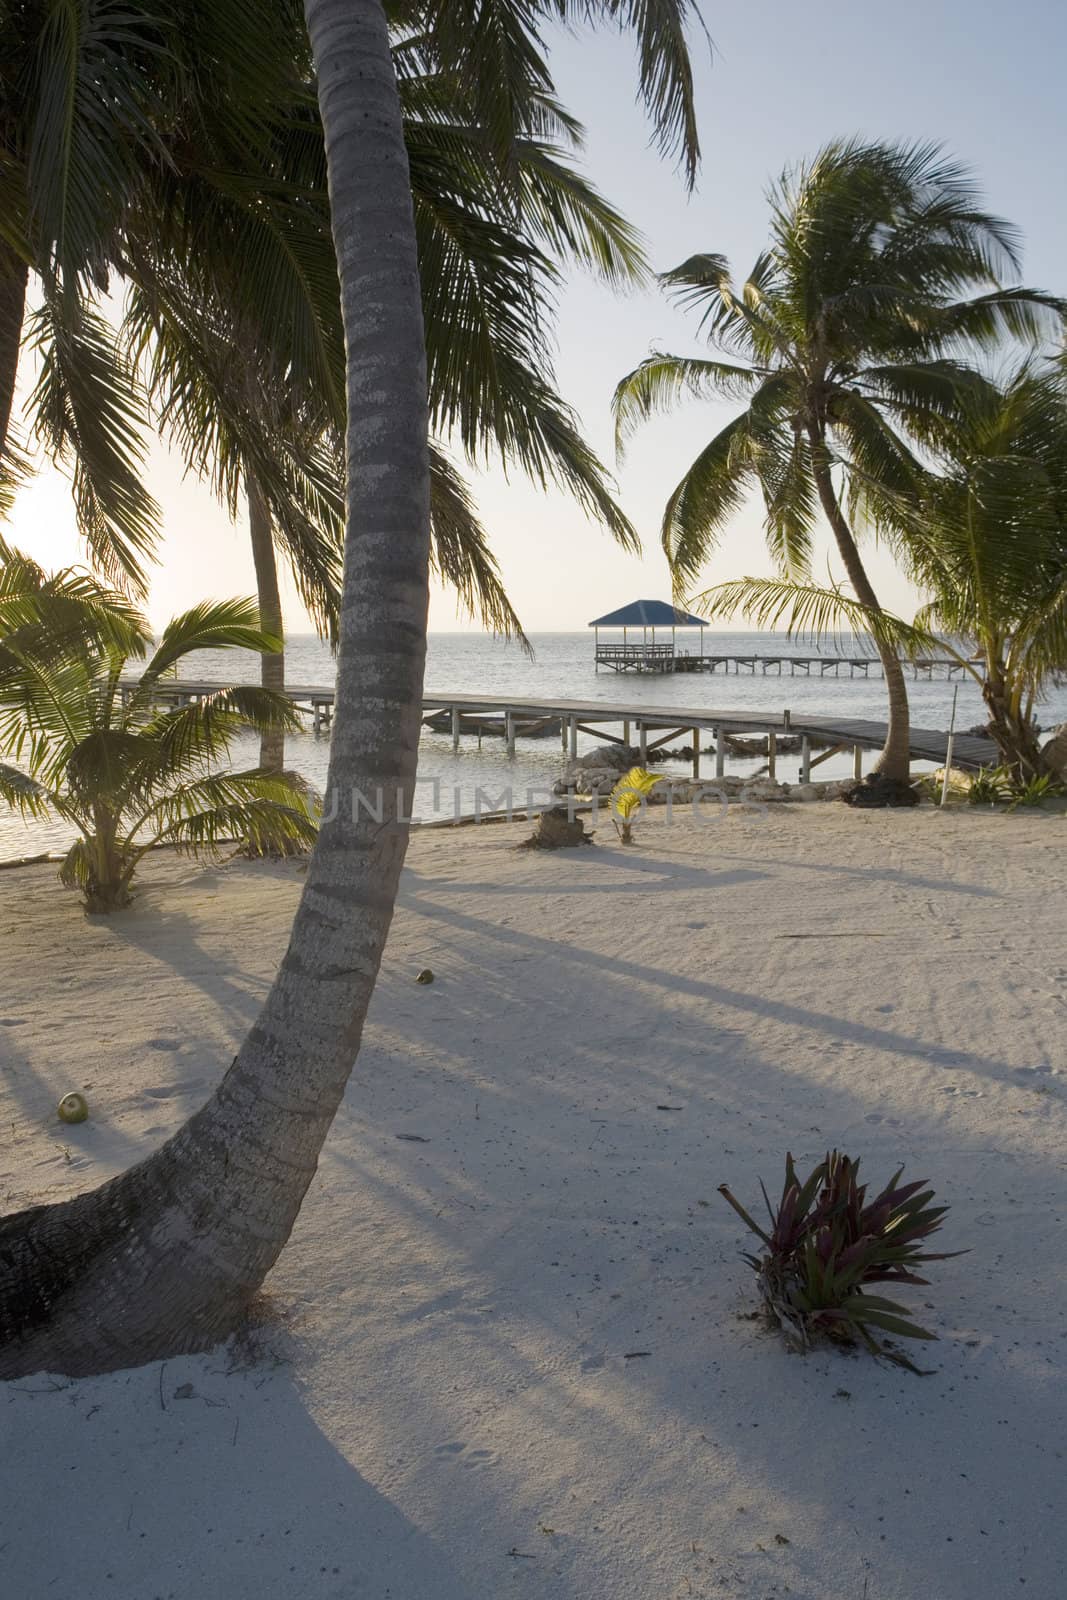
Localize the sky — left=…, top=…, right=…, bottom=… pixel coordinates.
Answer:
left=8, top=0, right=1067, bottom=633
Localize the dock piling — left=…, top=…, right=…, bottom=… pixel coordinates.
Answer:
left=800, top=735, right=811, bottom=783
left=505, top=710, right=516, bottom=757
left=451, top=706, right=460, bottom=752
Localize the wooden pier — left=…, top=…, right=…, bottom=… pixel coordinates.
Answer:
left=595, top=645, right=978, bottom=679
left=132, top=681, right=999, bottom=776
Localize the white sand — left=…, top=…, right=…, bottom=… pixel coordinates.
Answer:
left=1, top=803, right=1065, bottom=1600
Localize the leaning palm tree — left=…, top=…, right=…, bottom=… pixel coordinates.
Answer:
left=693, top=367, right=1067, bottom=784
left=0, top=0, right=704, bottom=1376
left=613, top=138, right=1063, bottom=785
left=0, top=554, right=316, bottom=909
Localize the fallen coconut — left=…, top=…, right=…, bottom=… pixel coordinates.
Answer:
left=57, top=1092, right=89, bottom=1124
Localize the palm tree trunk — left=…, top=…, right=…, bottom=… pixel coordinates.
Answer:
left=0, top=243, right=29, bottom=458
left=808, top=434, right=912, bottom=783
left=0, top=0, right=430, bottom=1378
left=982, top=673, right=1043, bottom=783
left=246, top=474, right=286, bottom=774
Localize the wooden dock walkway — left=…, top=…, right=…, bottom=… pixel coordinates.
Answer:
left=136, top=681, right=999, bottom=776
left=596, top=644, right=978, bottom=678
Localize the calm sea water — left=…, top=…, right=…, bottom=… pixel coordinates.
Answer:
left=4, top=630, right=1065, bottom=861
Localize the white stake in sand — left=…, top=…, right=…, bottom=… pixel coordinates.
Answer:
left=941, top=684, right=960, bottom=807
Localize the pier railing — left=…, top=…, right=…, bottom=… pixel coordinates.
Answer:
left=595, top=642, right=678, bottom=670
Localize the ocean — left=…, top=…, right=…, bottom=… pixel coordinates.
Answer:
left=4, top=630, right=1065, bottom=862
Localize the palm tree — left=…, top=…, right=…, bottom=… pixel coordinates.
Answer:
left=0, top=549, right=316, bottom=909
left=0, top=0, right=703, bottom=1376
left=119, top=55, right=641, bottom=770
left=692, top=367, right=1067, bottom=784
left=8, top=5, right=651, bottom=771
left=612, top=139, right=1062, bottom=784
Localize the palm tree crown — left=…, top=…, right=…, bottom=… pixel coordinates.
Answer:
left=615, top=137, right=1062, bottom=584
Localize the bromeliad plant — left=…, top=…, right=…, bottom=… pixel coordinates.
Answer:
left=0, top=548, right=316, bottom=911
left=719, top=1151, right=963, bottom=1373
left=609, top=766, right=664, bottom=844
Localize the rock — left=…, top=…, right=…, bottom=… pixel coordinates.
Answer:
left=744, top=779, right=791, bottom=802
left=1041, top=723, right=1067, bottom=781
left=554, top=744, right=646, bottom=795
left=574, top=744, right=639, bottom=773
left=415, top=968, right=435, bottom=985
left=553, top=766, right=619, bottom=797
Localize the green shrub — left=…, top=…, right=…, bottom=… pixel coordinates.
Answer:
left=967, top=765, right=1012, bottom=806
left=1006, top=772, right=1066, bottom=810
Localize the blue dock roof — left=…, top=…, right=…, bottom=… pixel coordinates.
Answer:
left=588, top=599, right=707, bottom=628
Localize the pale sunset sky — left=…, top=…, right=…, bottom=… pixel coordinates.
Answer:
left=8, top=0, right=1066, bottom=632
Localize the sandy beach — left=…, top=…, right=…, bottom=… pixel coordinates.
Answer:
left=1, top=804, right=1065, bottom=1600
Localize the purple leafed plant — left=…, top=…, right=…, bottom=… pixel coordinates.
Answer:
left=719, top=1151, right=964, bottom=1374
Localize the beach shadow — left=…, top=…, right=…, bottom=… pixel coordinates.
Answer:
left=712, top=847, right=1001, bottom=899
left=404, top=860, right=769, bottom=897
left=0, top=1340, right=472, bottom=1600
left=304, top=993, right=1066, bottom=1600
left=106, top=902, right=269, bottom=1027
left=400, top=886, right=1023, bottom=1085
left=0, top=1027, right=151, bottom=1178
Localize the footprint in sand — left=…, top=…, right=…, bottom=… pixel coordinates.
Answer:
left=146, top=1037, right=182, bottom=1052
left=434, top=1442, right=498, bottom=1469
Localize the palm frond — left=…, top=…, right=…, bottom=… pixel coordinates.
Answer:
left=26, top=301, right=161, bottom=594
left=612, top=352, right=761, bottom=456
left=690, top=575, right=947, bottom=661
left=25, top=0, right=169, bottom=287
left=144, top=770, right=318, bottom=856
left=661, top=412, right=759, bottom=587
left=0, top=761, right=60, bottom=821
left=429, top=446, right=529, bottom=646
left=510, top=138, right=647, bottom=284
